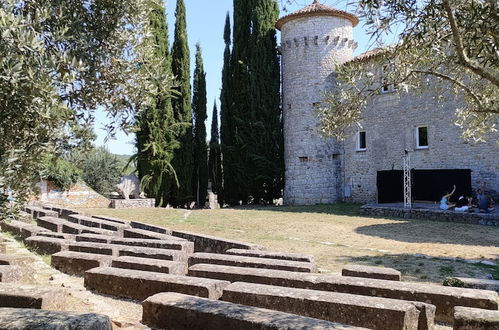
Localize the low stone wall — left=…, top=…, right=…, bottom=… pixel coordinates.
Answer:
left=360, top=205, right=499, bottom=226
left=110, top=198, right=155, bottom=209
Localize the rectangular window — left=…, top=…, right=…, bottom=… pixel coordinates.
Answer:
left=381, top=65, right=397, bottom=93
left=356, top=131, right=366, bottom=151
left=416, top=126, right=429, bottom=149
left=299, top=156, right=309, bottom=162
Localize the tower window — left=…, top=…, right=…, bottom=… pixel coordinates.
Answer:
left=416, top=126, right=429, bottom=149
left=299, top=156, right=309, bottom=162
left=356, top=131, right=366, bottom=151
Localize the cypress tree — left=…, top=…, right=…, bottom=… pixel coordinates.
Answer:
left=192, top=43, right=208, bottom=207
left=208, top=101, right=222, bottom=195
left=135, top=1, right=178, bottom=207
left=170, top=0, right=193, bottom=207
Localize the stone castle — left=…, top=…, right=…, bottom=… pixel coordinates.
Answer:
left=276, top=1, right=498, bottom=205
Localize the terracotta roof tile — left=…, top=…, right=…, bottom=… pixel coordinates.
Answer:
left=276, top=0, right=359, bottom=30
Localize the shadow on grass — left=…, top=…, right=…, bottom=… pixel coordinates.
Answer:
left=229, top=203, right=363, bottom=217
left=355, top=221, right=499, bottom=247
left=346, top=253, right=499, bottom=283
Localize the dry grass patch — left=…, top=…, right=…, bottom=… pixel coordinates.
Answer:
left=80, top=204, right=499, bottom=283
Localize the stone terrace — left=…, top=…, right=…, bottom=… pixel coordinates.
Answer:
left=0, top=204, right=497, bottom=329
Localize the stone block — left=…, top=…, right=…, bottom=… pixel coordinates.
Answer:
left=188, top=253, right=318, bottom=273
left=36, top=232, right=75, bottom=240
left=43, top=206, right=80, bottom=219
left=0, top=265, right=22, bottom=282
left=25, top=236, right=68, bottom=255
left=84, top=267, right=230, bottom=300
left=62, top=222, right=115, bottom=236
left=222, top=282, right=421, bottom=330
left=130, top=221, right=170, bottom=234
left=36, top=216, right=67, bottom=232
left=110, top=198, right=155, bottom=209
left=172, top=229, right=266, bottom=253
left=123, top=228, right=176, bottom=240
left=20, top=224, right=50, bottom=240
left=92, top=215, right=129, bottom=225
left=225, top=248, right=315, bottom=263
left=142, top=292, right=368, bottom=330
left=0, top=308, right=112, bottom=329
left=0, top=254, right=34, bottom=267
left=25, top=206, right=58, bottom=219
left=69, top=214, right=129, bottom=232
left=76, top=234, right=114, bottom=244
left=452, top=277, right=499, bottom=293
left=0, top=283, right=65, bottom=309
left=453, top=306, right=499, bottom=330
left=342, top=264, right=401, bottom=281
left=118, top=246, right=186, bottom=262
left=187, top=264, right=498, bottom=324
left=51, top=251, right=113, bottom=276
left=112, top=256, right=186, bottom=275
left=110, top=237, right=194, bottom=254
left=0, top=220, right=29, bottom=237
left=69, top=242, right=114, bottom=256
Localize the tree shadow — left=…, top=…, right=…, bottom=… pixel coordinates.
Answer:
left=345, top=253, right=499, bottom=283
left=355, top=221, right=499, bottom=247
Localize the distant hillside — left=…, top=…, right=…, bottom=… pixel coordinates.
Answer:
left=114, top=154, right=136, bottom=175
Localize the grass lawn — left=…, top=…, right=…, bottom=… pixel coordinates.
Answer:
left=80, top=203, right=499, bottom=284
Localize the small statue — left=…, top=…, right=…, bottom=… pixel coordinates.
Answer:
left=116, top=173, right=142, bottom=200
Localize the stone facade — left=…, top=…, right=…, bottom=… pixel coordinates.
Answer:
left=278, top=3, right=498, bottom=205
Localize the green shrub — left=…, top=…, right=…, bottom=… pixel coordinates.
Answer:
left=42, top=158, right=82, bottom=190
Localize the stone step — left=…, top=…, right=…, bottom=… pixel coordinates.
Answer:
left=112, top=256, right=186, bottom=275
left=188, top=252, right=318, bottom=273
left=0, top=283, right=65, bottom=309
left=84, top=267, right=230, bottom=300
left=25, top=236, right=68, bottom=255
left=20, top=224, right=50, bottom=240
left=68, top=242, right=187, bottom=261
left=0, top=266, right=22, bottom=282
left=451, top=277, right=499, bottom=293
left=42, top=205, right=80, bottom=220
left=453, top=306, right=499, bottom=329
left=130, top=221, right=171, bottom=234
left=51, top=251, right=113, bottom=276
left=0, top=254, right=34, bottom=267
left=36, top=216, right=67, bottom=232
left=68, top=214, right=130, bottom=232
left=62, top=222, right=116, bottom=236
left=342, top=264, right=401, bottom=281
left=188, top=263, right=499, bottom=324
left=76, top=233, right=115, bottom=244
left=24, top=206, right=58, bottom=219
left=0, top=308, right=112, bottom=330
left=222, top=282, right=423, bottom=330
left=0, top=220, right=29, bottom=237
left=172, top=229, right=266, bottom=253
left=36, top=232, right=75, bottom=240
left=123, top=228, right=180, bottom=240
left=225, top=248, right=315, bottom=263
left=92, top=215, right=129, bottom=225
left=69, top=242, right=114, bottom=256
left=142, top=292, right=368, bottom=330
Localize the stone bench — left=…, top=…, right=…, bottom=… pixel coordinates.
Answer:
left=92, top=215, right=129, bottom=225
left=36, top=216, right=68, bottom=232
left=20, top=224, right=50, bottom=240
left=0, top=254, right=34, bottom=267
left=25, top=206, right=58, bottom=219
left=25, top=236, right=68, bottom=255
left=62, top=222, right=115, bottom=236
left=76, top=233, right=115, bottom=244
left=110, top=237, right=194, bottom=255
left=225, top=248, right=315, bottom=263
left=222, top=282, right=422, bottom=330
left=123, top=228, right=179, bottom=240
left=0, top=308, right=112, bottom=330
left=130, top=221, right=171, bottom=234
left=188, top=264, right=498, bottom=324
left=342, top=264, right=401, bottom=281
left=69, top=214, right=129, bottom=232
left=69, top=242, right=114, bottom=256
left=112, top=256, right=186, bottom=275
left=0, top=220, right=29, bottom=237
left=0, top=266, right=22, bottom=282
left=51, top=251, right=113, bottom=276
left=453, top=306, right=499, bottom=329
left=142, top=292, right=368, bottom=330
left=188, top=253, right=318, bottom=273
left=118, top=245, right=187, bottom=262
left=43, top=206, right=80, bottom=220
left=450, top=277, right=499, bottom=293
left=0, top=283, right=65, bottom=309
left=84, top=267, right=230, bottom=300
left=36, top=232, right=75, bottom=240
left=172, top=229, right=266, bottom=253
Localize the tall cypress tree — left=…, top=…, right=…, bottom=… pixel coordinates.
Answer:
left=192, top=43, right=208, bottom=207
left=209, top=101, right=222, bottom=195
left=135, top=1, right=178, bottom=207
left=170, top=0, right=193, bottom=207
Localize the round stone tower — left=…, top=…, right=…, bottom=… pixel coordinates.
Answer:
left=276, top=1, right=359, bottom=205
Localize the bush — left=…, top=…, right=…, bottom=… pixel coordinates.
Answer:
left=42, top=158, right=82, bottom=190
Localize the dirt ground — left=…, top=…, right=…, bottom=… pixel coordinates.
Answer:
left=81, top=203, right=499, bottom=284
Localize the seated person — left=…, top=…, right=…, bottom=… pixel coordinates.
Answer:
left=455, top=196, right=475, bottom=212
left=440, top=185, right=456, bottom=210
left=478, top=194, right=495, bottom=213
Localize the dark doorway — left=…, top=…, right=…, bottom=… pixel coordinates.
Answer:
left=377, top=170, right=404, bottom=203
left=412, top=169, right=472, bottom=202
left=376, top=169, right=472, bottom=203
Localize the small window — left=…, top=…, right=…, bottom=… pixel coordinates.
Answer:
left=381, top=65, right=397, bottom=93
left=312, top=102, right=321, bottom=108
left=416, top=126, right=428, bottom=149
left=287, top=104, right=292, bottom=110
left=299, top=156, right=309, bottom=162
left=356, top=131, right=366, bottom=151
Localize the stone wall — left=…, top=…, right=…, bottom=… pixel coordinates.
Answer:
left=342, top=90, right=499, bottom=203
left=280, top=16, right=356, bottom=205
left=33, top=181, right=109, bottom=208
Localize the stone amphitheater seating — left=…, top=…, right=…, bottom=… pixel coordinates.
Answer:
left=342, top=263, right=401, bottom=281
left=188, top=263, right=498, bottom=324
left=37, top=216, right=68, bottom=232
left=25, top=236, right=68, bottom=254
left=172, top=229, right=266, bottom=253
left=224, top=248, right=315, bottom=263
left=52, top=251, right=113, bottom=276
left=453, top=306, right=499, bottom=329
left=84, top=267, right=230, bottom=300
left=0, top=283, right=65, bottom=309
left=142, top=292, right=368, bottom=330
left=188, top=252, right=318, bottom=273
left=0, top=265, right=22, bottom=282
left=123, top=228, right=175, bottom=240
left=112, top=256, right=186, bottom=275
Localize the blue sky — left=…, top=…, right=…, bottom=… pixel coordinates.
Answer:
left=94, top=0, right=375, bottom=155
